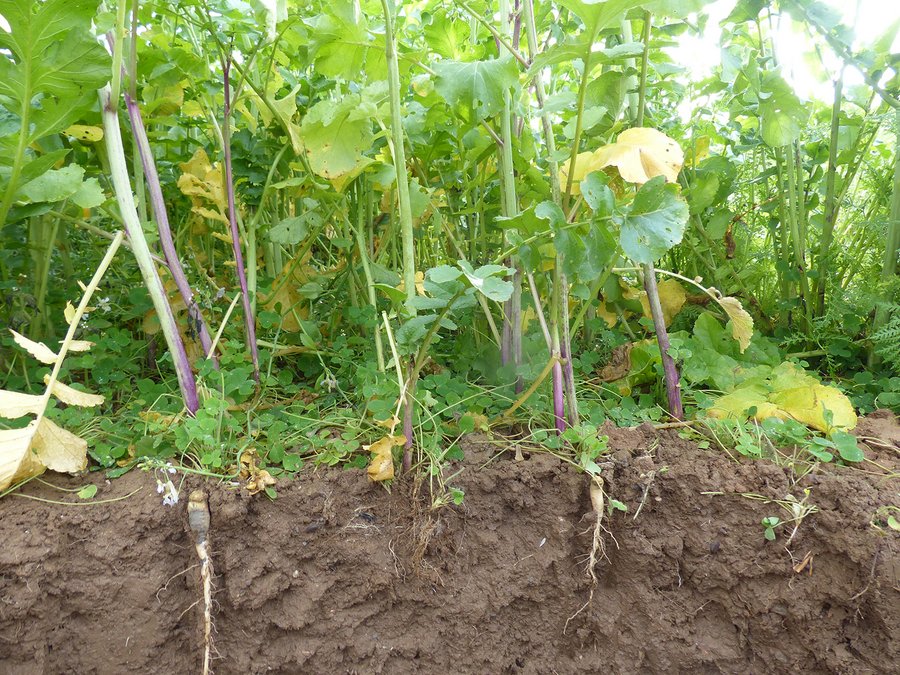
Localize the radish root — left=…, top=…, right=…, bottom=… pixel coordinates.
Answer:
left=565, top=475, right=609, bottom=633
left=188, top=490, right=214, bottom=675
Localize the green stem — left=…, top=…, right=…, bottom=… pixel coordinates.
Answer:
left=381, top=0, right=416, bottom=310
left=816, top=69, right=844, bottom=317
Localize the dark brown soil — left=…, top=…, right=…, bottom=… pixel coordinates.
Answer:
left=1, top=413, right=898, bottom=674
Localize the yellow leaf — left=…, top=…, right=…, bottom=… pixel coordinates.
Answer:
left=239, top=448, right=277, bottom=495
left=396, top=271, right=426, bottom=296
left=0, top=390, right=45, bottom=419
left=65, top=340, right=94, bottom=352
left=365, top=434, right=405, bottom=482
left=31, top=417, right=88, bottom=474
left=182, top=100, right=204, bottom=118
left=0, top=422, right=44, bottom=491
left=708, top=386, right=785, bottom=423
left=596, top=302, right=618, bottom=328
left=559, top=151, right=604, bottom=195
left=593, top=127, right=684, bottom=185
left=64, top=125, right=104, bottom=143
left=770, top=384, right=857, bottom=432
left=717, top=296, right=753, bottom=353
left=43, top=376, right=104, bottom=408
left=707, top=363, right=857, bottom=433
left=10, top=329, right=58, bottom=364
left=639, top=279, right=686, bottom=326
left=64, top=301, right=77, bottom=324
left=260, top=254, right=312, bottom=332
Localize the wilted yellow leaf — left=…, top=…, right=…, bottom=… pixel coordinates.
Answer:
left=43, top=376, right=104, bottom=408
left=707, top=363, right=857, bottom=433
left=596, top=302, right=618, bottom=328
left=717, top=296, right=753, bottom=353
left=0, top=390, right=45, bottom=419
left=64, top=301, right=77, bottom=324
left=396, top=271, right=426, bottom=296
left=770, top=384, right=857, bottom=432
left=365, top=434, right=405, bottom=482
left=239, top=449, right=277, bottom=495
left=178, top=149, right=229, bottom=224
left=65, top=340, right=94, bottom=352
left=10, top=330, right=58, bottom=364
left=0, top=423, right=45, bottom=490
left=375, top=415, right=400, bottom=431
left=593, top=127, right=684, bottom=185
left=260, top=254, right=313, bottom=332
left=31, top=417, right=88, bottom=473
left=638, top=279, right=686, bottom=326
left=708, top=386, right=785, bottom=423
left=65, top=125, right=104, bottom=143
left=559, top=151, right=604, bottom=195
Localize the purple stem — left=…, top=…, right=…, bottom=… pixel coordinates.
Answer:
left=222, top=57, right=260, bottom=382
left=642, top=263, right=683, bottom=419
left=560, top=275, right=579, bottom=427
left=125, top=95, right=217, bottom=366
left=552, top=359, right=566, bottom=433
left=402, top=362, right=414, bottom=473
left=512, top=0, right=522, bottom=51
left=511, top=268, right=523, bottom=393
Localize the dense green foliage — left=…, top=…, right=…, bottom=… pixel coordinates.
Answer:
left=0, top=0, right=897, bottom=492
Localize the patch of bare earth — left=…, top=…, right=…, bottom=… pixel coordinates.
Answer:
left=0, top=412, right=897, bottom=674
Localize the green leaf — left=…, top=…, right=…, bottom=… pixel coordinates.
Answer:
left=528, top=38, right=644, bottom=75
left=71, top=177, right=105, bottom=209
left=433, top=56, right=520, bottom=122
left=427, top=265, right=463, bottom=284
left=309, top=4, right=385, bottom=80
left=17, top=165, right=85, bottom=204
left=758, top=73, right=809, bottom=148
left=830, top=430, right=864, bottom=463
left=458, top=261, right=514, bottom=302
left=77, top=484, right=98, bottom=499
left=556, top=219, right=616, bottom=283
left=617, top=176, right=689, bottom=264
left=300, top=95, right=375, bottom=179
left=0, top=0, right=110, bottom=116
left=581, top=171, right=615, bottom=216
left=269, top=216, right=310, bottom=246
left=558, top=0, right=649, bottom=36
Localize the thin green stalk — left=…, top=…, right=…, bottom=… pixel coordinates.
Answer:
left=816, top=69, right=844, bottom=317
left=381, top=0, right=416, bottom=310
left=352, top=184, right=385, bottom=372
left=872, top=107, right=900, bottom=347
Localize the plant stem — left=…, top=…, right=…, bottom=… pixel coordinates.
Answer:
left=222, top=56, right=260, bottom=382
left=871, top=107, right=900, bottom=359
left=126, top=95, right=217, bottom=365
left=381, top=0, right=416, bottom=311
left=353, top=183, right=385, bottom=372
left=100, top=85, right=199, bottom=413
left=642, top=263, right=683, bottom=419
left=815, top=69, right=844, bottom=318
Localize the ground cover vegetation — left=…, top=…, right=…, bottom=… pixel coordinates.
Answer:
left=0, top=0, right=897, bottom=503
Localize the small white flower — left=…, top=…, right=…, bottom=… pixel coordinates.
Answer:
left=157, top=482, right=164, bottom=494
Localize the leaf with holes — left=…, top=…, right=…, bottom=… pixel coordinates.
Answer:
left=616, top=177, right=689, bottom=264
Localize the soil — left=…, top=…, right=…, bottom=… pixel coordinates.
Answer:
left=1, top=412, right=898, bottom=675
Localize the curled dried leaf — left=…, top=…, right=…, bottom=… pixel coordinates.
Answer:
left=43, top=376, right=104, bottom=408
left=365, top=435, right=405, bottom=482
left=0, top=390, right=45, bottom=419
left=716, top=296, right=753, bottom=353
left=10, top=330, right=58, bottom=364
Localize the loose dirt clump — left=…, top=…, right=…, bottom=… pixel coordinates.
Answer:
left=0, top=414, right=897, bottom=674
